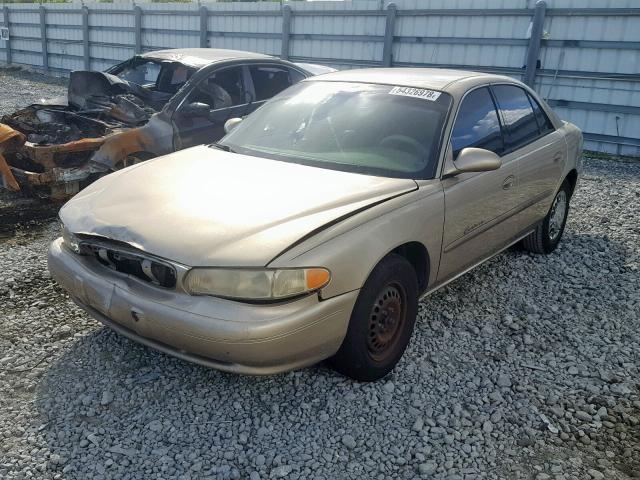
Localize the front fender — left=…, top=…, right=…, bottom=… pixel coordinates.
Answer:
left=268, top=182, right=445, bottom=299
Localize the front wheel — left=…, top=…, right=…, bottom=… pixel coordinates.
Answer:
left=522, top=180, right=571, bottom=254
left=329, top=253, right=418, bottom=382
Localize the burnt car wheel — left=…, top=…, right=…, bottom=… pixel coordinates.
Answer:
left=329, top=253, right=418, bottom=382
left=522, top=180, right=571, bottom=254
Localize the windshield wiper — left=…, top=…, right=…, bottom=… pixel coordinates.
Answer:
left=210, top=143, right=234, bottom=153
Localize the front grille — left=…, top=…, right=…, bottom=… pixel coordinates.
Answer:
left=81, top=243, right=177, bottom=289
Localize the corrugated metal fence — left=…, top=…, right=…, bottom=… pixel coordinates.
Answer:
left=1, top=0, right=638, bottom=155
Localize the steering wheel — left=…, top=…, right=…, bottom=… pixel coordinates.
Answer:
left=379, top=135, right=428, bottom=159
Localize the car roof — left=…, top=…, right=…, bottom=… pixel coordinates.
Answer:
left=140, top=48, right=274, bottom=68
left=305, top=68, right=520, bottom=94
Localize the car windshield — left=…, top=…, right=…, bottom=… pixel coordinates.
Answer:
left=115, top=59, right=162, bottom=85
left=220, top=81, right=452, bottom=179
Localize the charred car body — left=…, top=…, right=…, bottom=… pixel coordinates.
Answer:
left=0, top=48, right=331, bottom=200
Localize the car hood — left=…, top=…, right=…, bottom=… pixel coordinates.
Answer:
left=60, top=146, right=417, bottom=266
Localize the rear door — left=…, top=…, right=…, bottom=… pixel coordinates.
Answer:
left=438, top=86, right=520, bottom=282
left=172, top=65, right=251, bottom=149
left=490, top=84, right=566, bottom=230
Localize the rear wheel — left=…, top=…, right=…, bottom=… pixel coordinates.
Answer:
left=522, top=180, right=571, bottom=254
left=329, top=254, right=418, bottom=381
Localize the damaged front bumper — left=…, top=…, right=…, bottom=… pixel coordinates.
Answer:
left=0, top=118, right=165, bottom=201
left=7, top=162, right=108, bottom=199
left=0, top=123, right=109, bottom=200
left=48, top=237, right=357, bottom=374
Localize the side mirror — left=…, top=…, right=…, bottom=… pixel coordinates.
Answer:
left=182, top=102, right=210, bottom=117
left=443, top=148, right=501, bottom=178
left=224, top=117, right=243, bottom=134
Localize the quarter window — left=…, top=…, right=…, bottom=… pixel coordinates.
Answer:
left=451, top=87, right=504, bottom=158
left=249, top=66, right=303, bottom=101
left=528, top=92, right=555, bottom=135
left=491, top=85, right=540, bottom=151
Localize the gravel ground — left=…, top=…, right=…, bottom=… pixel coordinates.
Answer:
left=1, top=69, right=639, bottom=480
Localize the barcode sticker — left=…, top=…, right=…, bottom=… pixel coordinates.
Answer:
left=389, top=86, right=441, bottom=101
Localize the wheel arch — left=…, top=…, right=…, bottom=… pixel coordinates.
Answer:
left=565, top=168, right=579, bottom=197
left=89, top=115, right=173, bottom=169
left=389, top=241, right=430, bottom=294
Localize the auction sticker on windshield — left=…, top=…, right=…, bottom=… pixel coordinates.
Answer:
left=389, top=86, right=441, bottom=101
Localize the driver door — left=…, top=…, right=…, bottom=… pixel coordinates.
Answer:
left=172, top=65, right=250, bottom=150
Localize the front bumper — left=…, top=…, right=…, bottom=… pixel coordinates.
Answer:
left=48, top=238, right=358, bottom=375
left=2, top=163, right=95, bottom=193
left=0, top=122, right=106, bottom=200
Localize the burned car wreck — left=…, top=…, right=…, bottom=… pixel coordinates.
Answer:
left=0, top=48, right=330, bottom=200
left=0, top=71, right=164, bottom=200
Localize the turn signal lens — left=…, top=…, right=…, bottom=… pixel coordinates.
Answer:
left=306, top=268, right=331, bottom=290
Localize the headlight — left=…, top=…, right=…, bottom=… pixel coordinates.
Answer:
left=61, top=224, right=81, bottom=254
left=184, top=267, right=330, bottom=301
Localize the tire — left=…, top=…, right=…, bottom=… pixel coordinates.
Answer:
left=329, top=253, right=419, bottom=381
left=522, top=180, right=571, bottom=254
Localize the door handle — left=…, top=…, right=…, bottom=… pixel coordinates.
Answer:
left=502, top=175, right=515, bottom=190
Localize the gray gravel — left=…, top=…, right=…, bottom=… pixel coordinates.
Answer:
left=1, top=69, right=639, bottom=480
left=0, top=67, right=67, bottom=114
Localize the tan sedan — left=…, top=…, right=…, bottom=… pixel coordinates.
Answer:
left=49, top=68, right=583, bottom=381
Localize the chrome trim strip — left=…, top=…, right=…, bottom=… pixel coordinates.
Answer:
left=443, top=190, right=551, bottom=253
left=421, top=228, right=536, bottom=300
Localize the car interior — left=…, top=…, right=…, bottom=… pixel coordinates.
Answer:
left=185, top=68, right=245, bottom=110
left=250, top=67, right=293, bottom=101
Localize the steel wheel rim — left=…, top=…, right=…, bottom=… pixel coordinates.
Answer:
left=548, top=190, right=567, bottom=241
left=367, top=284, right=406, bottom=362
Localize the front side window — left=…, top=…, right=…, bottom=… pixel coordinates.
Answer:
left=221, top=81, right=452, bottom=179
left=492, top=85, right=540, bottom=151
left=158, top=65, right=193, bottom=94
left=451, top=87, right=503, bottom=157
left=249, top=66, right=304, bottom=101
left=185, top=67, right=246, bottom=110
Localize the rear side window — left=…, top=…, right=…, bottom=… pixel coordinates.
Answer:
left=491, top=84, right=540, bottom=151
left=451, top=87, right=504, bottom=157
left=528, top=92, right=555, bottom=135
left=249, top=66, right=303, bottom=101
